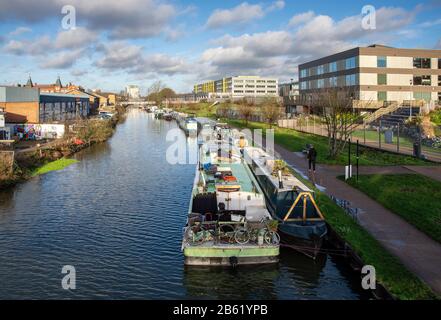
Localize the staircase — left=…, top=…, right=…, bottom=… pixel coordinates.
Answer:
left=363, top=101, right=400, bottom=125
left=363, top=100, right=424, bottom=127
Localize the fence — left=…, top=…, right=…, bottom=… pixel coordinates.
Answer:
left=278, top=116, right=441, bottom=163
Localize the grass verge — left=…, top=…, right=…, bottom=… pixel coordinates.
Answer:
left=31, top=158, right=79, bottom=177
left=226, top=119, right=430, bottom=166
left=228, top=119, right=438, bottom=299
left=344, top=174, right=441, bottom=244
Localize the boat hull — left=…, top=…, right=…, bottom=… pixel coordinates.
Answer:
left=184, top=245, right=279, bottom=266
left=278, top=222, right=327, bottom=259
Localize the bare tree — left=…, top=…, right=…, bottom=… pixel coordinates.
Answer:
left=310, top=89, right=365, bottom=159
left=147, top=81, right=165, bottom=106
left=216, top=103, right=229, bottom=119
left=261, top=97, right=282, bottom=129
left=238, top=98, right=254, bottom=126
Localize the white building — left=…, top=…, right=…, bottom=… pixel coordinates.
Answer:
left=194, top=76, right=279, bottom=99
left=125, top=85, right=140, bottom=99
left=298, top=44, right=441, bottom=106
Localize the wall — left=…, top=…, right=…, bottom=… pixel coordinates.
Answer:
left=0, top=102, right=39, bottom=123
left=6, top=123, right=65, bottom=140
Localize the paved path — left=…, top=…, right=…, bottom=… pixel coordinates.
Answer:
left=274, top=144, right=441, bottom=295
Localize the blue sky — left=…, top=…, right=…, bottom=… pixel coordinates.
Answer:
left=0, top=0, right=440, bottom=94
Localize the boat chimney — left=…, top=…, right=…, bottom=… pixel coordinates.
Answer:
left=278, top=170, right=284, bottom=189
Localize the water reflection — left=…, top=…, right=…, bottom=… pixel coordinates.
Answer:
left=0, top=110, right=368, bottom=299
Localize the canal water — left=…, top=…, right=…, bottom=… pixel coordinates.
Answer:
left=0, top=109, right=369, bottom=299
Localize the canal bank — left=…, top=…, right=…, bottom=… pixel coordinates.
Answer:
left=220, top=118, right=438, bottom=300
left=0, top=110, right=370, bottom=299
left=0, top=109, right=125, bottom=190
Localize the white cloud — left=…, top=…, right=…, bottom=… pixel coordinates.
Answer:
left=9, top=26, right=32, bottom=36
left=3, top=36, right=52, bottom=55
left=288, top=11, right=315, bottom=27
left=40, top=49, right=84, bottom=69
left=0, top=0, right=177, bottom=40
left=268, top=1, right=285, bottom=11
left=95, top=42, right=144, bottom=69
left=54, top=27, right=98, bottom=49
left=206, top=2, right=265, bottom=29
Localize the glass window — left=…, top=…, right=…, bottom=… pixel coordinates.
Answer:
left=345, top=74, right=357, bottom=86
left=439, top=58, right=441, bottom=69
left=300, top=69, right=307, bottom=78
left=378, top=91, right=387, bottom=101
left=377, top=56, right=387, bottom=68
left=438, top=75, right=441, bottom=86
left=329, top=62, right=337, bottom=73
left=413, top=58, right=431, bottom=69
left=318, top=79, right=325, bottom=88
left=317, top=65, right=324, bottom=75
left=414, top=92, right=431, bottom=102
left=413, top=75, right=431, bottom=86
left=345, top=57, right=356, bottom=69
left=377, top=74, right=387, bottom=85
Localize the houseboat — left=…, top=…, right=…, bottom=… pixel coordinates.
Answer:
left=177, top=114, right=199, bottom=137
left=244, top=147, right=327, bottom=259
left=182, top=131, right=280, bottom=266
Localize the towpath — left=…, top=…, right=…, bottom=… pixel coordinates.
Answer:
left=274, top=143, right=441, bottom=295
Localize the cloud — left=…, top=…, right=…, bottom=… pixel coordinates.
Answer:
left=134, top=54, right=191, bottom=76
left=0, top=0, right=177, bottom=40
left=206, top=2, right=265, bottom=29
left=200, top=6, right=417, bottom=81
left=205, top=1, right=285, bottom=29
left=268, top=1, right=285, bottom=11
left=54, top=27, right=98, bottom=49
left=9, top=26, right=32, bottom=36
left=436, top=39, right=441, bottom=49
left=95, top=42, right=144, bottom=69
left=40, top=49, right=84, bottom=69
left=3, top=36, right=52, bottom=55
left=288, top=11, right=315, bottom=27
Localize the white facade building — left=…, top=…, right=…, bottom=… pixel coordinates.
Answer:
left=125, top=85, right=140, bottom=99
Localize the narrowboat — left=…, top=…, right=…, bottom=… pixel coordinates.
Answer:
left=182, top=132, right=280, bottom=266
left=244, top=146, right=327, bottom=259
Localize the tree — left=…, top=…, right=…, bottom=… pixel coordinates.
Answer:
left=310, top=89, right=365, bottom=159
left=147, top=81, right=165, bottom=106
left=216, top=103, right=229, bottom=119
left=261, top=97, right=282, bottom=129
left=238, top=98, right=254, bottom=126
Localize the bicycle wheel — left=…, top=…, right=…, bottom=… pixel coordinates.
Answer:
left=264, top=231, right=280, bottom=245
left=234, top=228, right=250, bottom=245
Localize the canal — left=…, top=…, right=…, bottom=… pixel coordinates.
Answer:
left=0, top=109, right=369, bottom=299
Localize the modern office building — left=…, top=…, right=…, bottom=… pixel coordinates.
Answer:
left=0, top=86, right=90, bottom=123
left=194, top=76, right=279, bottom=99
left=298, top=45, right=441, bottom=106
left=125, top=85, right=140, bottom=99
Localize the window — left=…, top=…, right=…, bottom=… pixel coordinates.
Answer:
left=345, top=57, right=356, bottom=69
left=300, top=69, right=307, bottom=78
left=413, top=58, right=431, bottom=69
left=378, top=91, right=387, bottom=101
left=317, top=65, right=324, bottom=75
left=439, top=59, right=441, bottom=69
left=414, top=92, right=431, bottom=102
left=345, top=74, right=357, bottom=86
left=413, top=75, right=431, bottom=86
left=318, top=79, right=325, bottom=88
left=377, top=56, right=387, bottom=68
left=377, top=74, right=387, bottom=85
left=329, top=62, right=337, bottom=73
left=438, top=75, right=441, bottom=86
left=438, top=92, right=441, bottom=102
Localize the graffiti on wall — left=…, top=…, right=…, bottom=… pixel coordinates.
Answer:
left=7, top=124, right=65, bottom=140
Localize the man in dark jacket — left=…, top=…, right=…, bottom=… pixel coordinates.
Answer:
left=307, top=145, right=317, bottom=173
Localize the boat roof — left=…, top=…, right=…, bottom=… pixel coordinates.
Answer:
left=245, top=146, right=312, bottom=193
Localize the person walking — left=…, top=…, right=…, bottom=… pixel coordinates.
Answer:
left=307, top=145, right=317, bottom=174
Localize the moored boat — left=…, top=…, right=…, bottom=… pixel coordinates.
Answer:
left=244, top=146, right=327, bottom=259
left=182, top=130, right=280, bottom=266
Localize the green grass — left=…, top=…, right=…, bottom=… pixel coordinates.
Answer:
left=226, top=119, right=430, bottom=166
left=344, top=174, right=441, bottom=244
left=31, top=158, right=78, bottom=177
left=352, top=130, right=441, bottom=155
left=227, top=118, right=438, bottom=299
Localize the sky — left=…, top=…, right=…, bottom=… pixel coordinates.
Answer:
left=0, top=0, right=440, bottom=95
